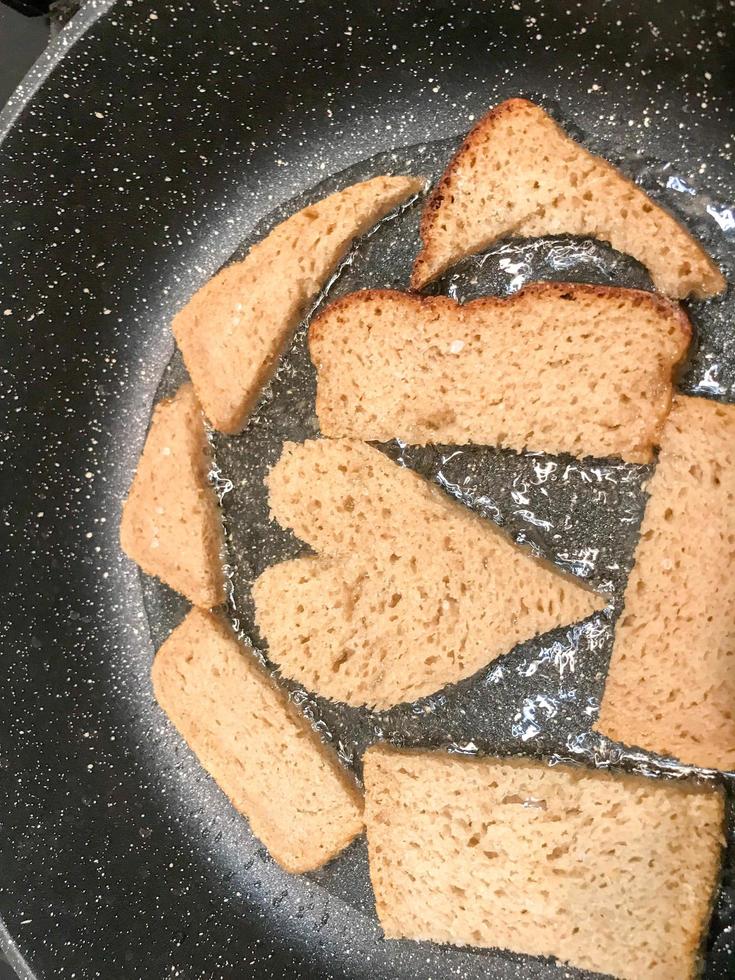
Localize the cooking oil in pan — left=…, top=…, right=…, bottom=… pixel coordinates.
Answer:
left=140, top=117, right=735, bottom=975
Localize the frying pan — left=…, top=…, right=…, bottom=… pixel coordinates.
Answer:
left=1, top=1, right=734, bottom=978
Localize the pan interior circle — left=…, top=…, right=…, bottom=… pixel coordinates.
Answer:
left=139, top=131, right=735, bottom=967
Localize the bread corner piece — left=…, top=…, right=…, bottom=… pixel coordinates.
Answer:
left=596, top=395, right=735, bottom=771
left=152, top=608, right=364, bottom=873
left=364, top=745, right=724, bottom=980
left=120, top=383, right=225, bottom=608
left=173, top=174, right=424, bottom=434
left=411, top=98, right=725, bottom=299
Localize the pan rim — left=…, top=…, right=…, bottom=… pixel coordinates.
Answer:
left=0, top=1, right=733, bottom=977
left=0, top=5, right=115, bottom=976
left=0, top=0, right=114, bottom=144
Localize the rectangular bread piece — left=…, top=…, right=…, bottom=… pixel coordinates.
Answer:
left=152, top=609, right=364, bottom=873
left=252, top=439, right=604, bottom=709
left=596, top=395, right=735, bottom=770
left=173, top=175, right=423, bottom=433
left=411, top=97, right=724, bottom=299
left=309, top=283, right=691, bottom=463
left=364, top=745, right=724, bottom=980
left=120, top=383, right=225, bottom=608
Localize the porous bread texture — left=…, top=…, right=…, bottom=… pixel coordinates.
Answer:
left=310, top=283, right=691, bottom=463
left=596, top=396, right=735, bottom=771
left=364, top=745, right=725, bottom=980
left=412, top=98, right=725, bottom=299
left=252, top=439, right=605, bottom=709
left=152, top=609, right=364, bottom=873
left=173, top=174, right=424, bottom=433
left=120, top=383, right=224, bottom=608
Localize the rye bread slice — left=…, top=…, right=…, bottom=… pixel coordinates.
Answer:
left=596, top=395, right=735, bottom=771
left=411, top=98, right=725, bottom=299
left=173, top=174, right=423, bottom=433
left=152, top=608, right=364, bottom=873
left=252, top=439, right=605, bottom=709
left=310, top=283, right=691, bottom=463
left=364, top=745, right=724, bottom=980
left=120, top=383, right=225, bottom=608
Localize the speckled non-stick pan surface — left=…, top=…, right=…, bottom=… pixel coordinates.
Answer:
left=1, top=2, right=735, bottom=978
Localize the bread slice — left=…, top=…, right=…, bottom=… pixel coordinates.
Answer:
left=596, top=396, right=735, bottom=771
left=412, top=98, right=725, bottom=299
left=152, top=608, right=364, bottom=873
left=364, top=745, right=724, bottom=980
left=310, top=283, right=691, bottom=463
left=173, top=175, right=423, bottom=433
left=120, top=384, right=225, bottom=608
left=252, top=439, right=604, bottom=709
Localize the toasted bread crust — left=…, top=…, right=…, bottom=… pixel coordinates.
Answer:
left=310, top=279, right=692, bottom=341
left=414, top=99, right=533, bottom=288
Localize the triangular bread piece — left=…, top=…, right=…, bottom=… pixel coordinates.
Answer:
left=411, top=98, right=724, bottom=299
left=153, top=609, right=363, bottom=873
left=120, top=384, right=225, bottom=607
left=252, top=439, right=605, bottom=709
left=596, top=395, right=735, bottom=771
left=174, top=174, right=423, bottom=433
left=364, top=745, right=724, bottom=980
left=310, top=283, right=691, bottom=463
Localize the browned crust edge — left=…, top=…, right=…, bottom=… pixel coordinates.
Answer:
left=411, top=98, right=537, bottom=289
left=309, top=280, right=693, bottom=353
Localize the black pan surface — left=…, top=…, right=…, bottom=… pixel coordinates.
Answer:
left=1, top=2, right=734, bottom=978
